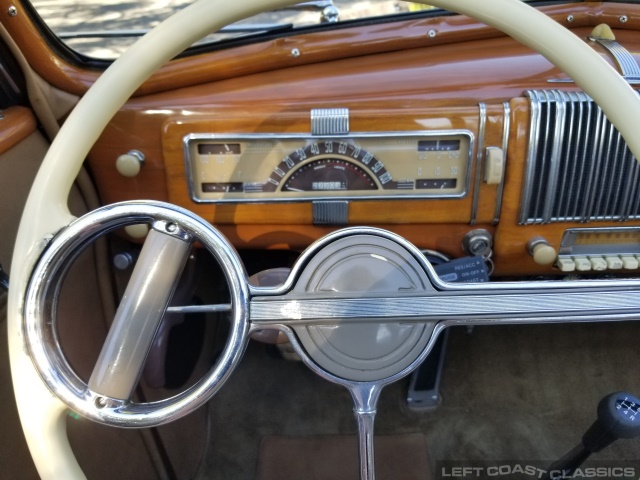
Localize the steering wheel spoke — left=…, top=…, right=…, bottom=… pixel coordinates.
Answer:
left=251, top=284, right=640, bottom=327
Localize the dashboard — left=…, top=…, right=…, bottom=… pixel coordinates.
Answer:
left=63, top=2, right=640, bottom=278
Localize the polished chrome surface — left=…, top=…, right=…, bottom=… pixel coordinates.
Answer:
left=559, top=226, right=640, bottom=257
left=520, top=90, right=640, bottom=224
left=519, top=90, right=540, bottom=222
left=552, top=37, right=640, bottom=84
left=166, top=303, right=232, bottom=314
left=548, top=78, right=640, bottom=85
left=541, top=90, right=565, bottom=221
left=589, top=37, right=640, bottom=79
left=310, top=108, right=349, bottom=135
left=470, top=102, right=486, bottom=225
left=493, top=101, right=510, bottom=224
left=126, top=149, right=145, bottom=164
left=247, top=226, right=640, bottom=328
left=462, top=229, right=492, bottom=257
left=312, top=200, right=349, bottom=225
left=151, top=219, right=192, bottom=242
left=250, top=290, right=640, bottom=325
left=351, top=384, right=382, bottom=480
left=24, top=201, right=250, bottom=427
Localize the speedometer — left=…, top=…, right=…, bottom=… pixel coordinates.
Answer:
left=282, top=159, right=377, bottom=192
left=261, top=140, right=392, bottom=192
left=184, top=131, right=472, bottom=203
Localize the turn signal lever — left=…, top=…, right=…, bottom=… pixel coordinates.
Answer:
left=0, top=263, right=8, bottom=292
left=543, top=392, right=640, bottom=479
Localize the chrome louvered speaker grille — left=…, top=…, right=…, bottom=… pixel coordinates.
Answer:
left=519, top=90, right=640, bottom=224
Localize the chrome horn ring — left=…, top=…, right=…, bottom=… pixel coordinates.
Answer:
left=24, top=201, right=250, bottom=427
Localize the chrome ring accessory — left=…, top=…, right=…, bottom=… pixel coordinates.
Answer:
left=24, top=201, right=250, bottom=427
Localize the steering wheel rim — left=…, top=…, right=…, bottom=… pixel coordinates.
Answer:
left=8, top=0, right=640, bottom=478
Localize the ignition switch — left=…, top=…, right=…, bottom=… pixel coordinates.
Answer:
left=462, top=229, right=494, bottom=274
left=462, top=229, right=493, bottom=258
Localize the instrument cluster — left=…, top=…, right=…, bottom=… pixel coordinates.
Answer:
left=184, top=131, right=473, bottom=203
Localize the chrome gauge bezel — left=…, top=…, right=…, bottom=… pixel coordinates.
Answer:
left=183, top=131, right=474, bottom=204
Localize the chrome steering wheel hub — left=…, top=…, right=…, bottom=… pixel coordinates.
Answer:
left=291, top=234, right=436, bottom=382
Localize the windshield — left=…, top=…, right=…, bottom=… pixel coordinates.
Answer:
left=29, top=0, right=437, bottom=60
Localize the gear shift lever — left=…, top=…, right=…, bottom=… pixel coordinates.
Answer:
left=543, top=392, right=640, bottom=479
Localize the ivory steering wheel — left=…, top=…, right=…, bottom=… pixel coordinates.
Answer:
left=8, top=0, right=640, bottom=478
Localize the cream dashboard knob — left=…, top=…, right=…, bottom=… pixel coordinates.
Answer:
left=116, top=150, right=145, bottom=177
left=527, top=237, right=557, bottom=265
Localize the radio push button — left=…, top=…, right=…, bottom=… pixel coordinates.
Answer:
left=556, top=258, right=576, bottom=272
left=573, top=257, right=592, bottom=271
left=588, top=257, right=607, bottom=271
left=621, top=256, right=639, bottom=269
left=604, top=256, right=623, bottom=270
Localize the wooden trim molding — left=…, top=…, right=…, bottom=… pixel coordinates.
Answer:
left=0, top=106, right=37, bottom=154
left=1, top=2, right=639, bottom=97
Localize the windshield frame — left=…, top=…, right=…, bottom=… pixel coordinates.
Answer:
left=19, top=0, right=461, bottom=67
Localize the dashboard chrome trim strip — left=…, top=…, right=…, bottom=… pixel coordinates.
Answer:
left=556, top=91, right=577, bottom=220
left=519, top=91, right=540, bottom=224
left=623, top=147, right=640, bottom=220
left=541, top=90, right=565, bottom=222
left=581, top=100, right=604, bottom=221
left=493, top=101, right=510, bottom=224
left=249, top=289, right=640, bottom=325
left=310, top=108, right=349, bottom=135
left=574, top=91, right=592, bottom=220
left=589, top=37, right=640, bottom=78
left=470, top=103, right=486, bottom=225
left=312, top=200, right=349, bottom=225
left=182, top=130, right=475, bottom=204
left=534, top=90, right=551, bottom=222
left=604, top=127, right=624, bottom=219
left=520, top=90, right=640, bottom=224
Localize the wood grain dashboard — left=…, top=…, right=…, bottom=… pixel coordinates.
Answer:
left=71, top=3, right=640, bottom=276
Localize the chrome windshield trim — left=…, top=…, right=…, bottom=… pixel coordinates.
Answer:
left=58, top=24, right=294, bottom=39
